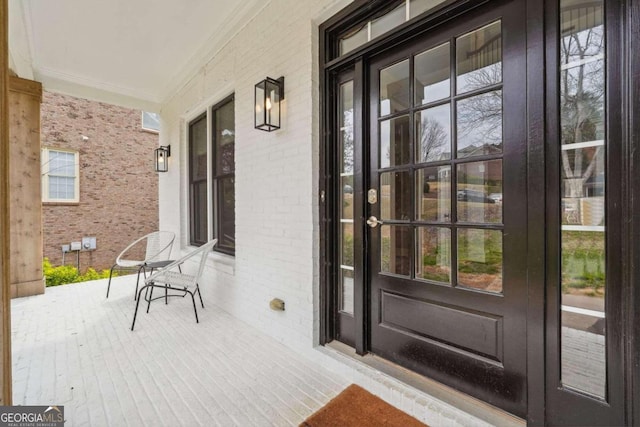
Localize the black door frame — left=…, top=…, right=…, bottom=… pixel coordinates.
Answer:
left=319, top=0, right=639, bottom=424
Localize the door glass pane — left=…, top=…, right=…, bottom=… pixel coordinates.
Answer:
left=381, top=171, right=412, bottom=221
left=456, top=21, right=502, bottom=94
left=341, top=175, right=354, bottom=220
left=340, top=82, right=355, bottom=174
left=416, top=166, right=451, bottom=222
left=416, top=227, right=451, bottom=283
left=340, top=268, right=355, bottom=315
left=559, top=0, right=606, bottom=398
left=381, top=225, right=411, bottom=276
left=457, top=160, right=502, bottom=224
left=561, top=65, right=605, bottom=144
left=457, top=228, right=502, bottom=293
left=416, top=104, right=451, bottom=163
left=561, top=231, right=605, bottom=396
left=561, top=146, right=604, bottom=226
left=380, top=60, right=410, bottom=116
left=380, top=115, right=411, bottom=168
left=338, top=78, right=355, bottom=317
left=341, top=222, right=354, bottom=267
left=371, top=3, right=406, bottom=39
left=410, top=0, right=448, bottom=19
left=456, top=90, right=503, bottom=158
left=415, top=43, right=450, bottom=105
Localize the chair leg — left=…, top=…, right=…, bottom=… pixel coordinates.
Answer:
left=196, top=285, right=204, bottom=308
left=135, top=266, right=145, bottom=300
left=146, top=284, right=155, bottom=313
left=106, top=264, right=116, bottom=298
left=190, top=291, right=199, bottom=323
left=131, top=285, right=148, bottom=331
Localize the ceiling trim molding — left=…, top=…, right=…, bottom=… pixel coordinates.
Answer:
left=35, top=69, right=161, bottom=112
left=160, top=0, right=268, bottom=105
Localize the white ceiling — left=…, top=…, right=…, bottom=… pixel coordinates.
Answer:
left=9, top=0, right=264, bottom=111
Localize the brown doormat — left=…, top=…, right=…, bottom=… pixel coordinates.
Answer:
left=301, top=384, right=427, bottom=427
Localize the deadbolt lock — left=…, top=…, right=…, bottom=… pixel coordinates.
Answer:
left=368, top=189, right=377, bottom=204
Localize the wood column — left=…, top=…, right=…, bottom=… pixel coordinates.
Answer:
left=8, top=76, right=43, bottom=298
left=1, top=0, right=12, bottom=406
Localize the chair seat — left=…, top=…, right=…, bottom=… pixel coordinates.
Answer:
left=152, top=270, right=196, bottom=289
left=117, top=259, right=144, bottom=268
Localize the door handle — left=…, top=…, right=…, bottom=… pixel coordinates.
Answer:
left=366, top=216, right=383, bottom=228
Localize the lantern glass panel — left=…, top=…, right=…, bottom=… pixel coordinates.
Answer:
left=265, top=79, right=281, bottom=129
left=255, top=83, right=265, bottom=129
left=155, top=148, right=168, bottom=172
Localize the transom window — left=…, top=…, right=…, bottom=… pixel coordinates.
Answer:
left=41, top=148, right=79, bottom=203
left=338, top=0, right=450, bottom=57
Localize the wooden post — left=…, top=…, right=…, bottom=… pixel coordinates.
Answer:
left=0, top=0, right=12, bottom=406
left=8, top=77, right=43, bottom=299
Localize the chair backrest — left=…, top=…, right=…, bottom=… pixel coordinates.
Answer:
left=115, top=231, right=175, bottom=265
left=145, top=239, right=218, bottom=290
left=145, top=231, right=176, bottom=262
left=192, top=239, right=218, bottom=286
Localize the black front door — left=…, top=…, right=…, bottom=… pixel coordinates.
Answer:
left=366, top=2, right=528, bottom=416
left=323, top=0, right=634, bottom=424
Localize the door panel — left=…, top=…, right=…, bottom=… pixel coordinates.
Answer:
left=368, top=1, right=528, bottom=416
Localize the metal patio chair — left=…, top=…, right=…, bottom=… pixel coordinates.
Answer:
left=105, top=231, right=176, bottom=299
left=130, top=239, right=217, bottom=331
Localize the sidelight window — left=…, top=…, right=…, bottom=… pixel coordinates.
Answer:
left=558, top=0, right=606, bottom=399
left=338, top=81, right=355, bottom=315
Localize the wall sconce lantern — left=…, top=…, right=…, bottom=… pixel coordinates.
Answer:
left=154, top=145, right=171, bottom=172
left=255, top=76, right=284, bottom=132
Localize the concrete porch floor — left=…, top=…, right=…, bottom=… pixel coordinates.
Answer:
left=11, top=276, right=351, bottom=426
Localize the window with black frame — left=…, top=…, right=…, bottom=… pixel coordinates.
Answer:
left=189, top=114, right=208, bottom=246
left=211, top=95, right=236, bottom=254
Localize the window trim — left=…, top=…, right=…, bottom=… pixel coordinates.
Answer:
left=186, top=94, right=236, bottom=256
left=41, top=147, right=80, bottom=203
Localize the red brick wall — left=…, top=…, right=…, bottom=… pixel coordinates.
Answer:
left=41, top=91, right=159, bottom=271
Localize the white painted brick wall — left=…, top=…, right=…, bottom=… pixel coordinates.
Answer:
left=159, top=0, right=348, bottom=354
left=156, top=1, right=520, bottom=425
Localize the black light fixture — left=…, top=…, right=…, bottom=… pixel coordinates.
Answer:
left=154, top=145, right=171, bottom=172
left=255, top=76, right=284, bottom=132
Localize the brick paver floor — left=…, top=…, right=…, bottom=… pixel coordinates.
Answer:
left=11, top=276, right=349, bottom=426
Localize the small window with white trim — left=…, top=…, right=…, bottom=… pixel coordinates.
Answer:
left=142, top=111, right=160, bottom=133
left=41, top=148, right=80, bottom=203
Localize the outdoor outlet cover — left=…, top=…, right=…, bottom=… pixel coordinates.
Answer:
left=270, top=298, right=285, bottom=311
